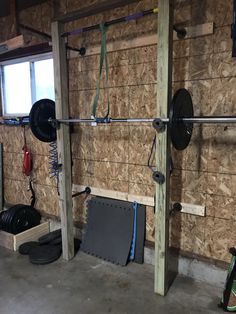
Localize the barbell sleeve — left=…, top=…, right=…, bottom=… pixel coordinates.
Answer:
left=181, top=116, right=236, bottom=124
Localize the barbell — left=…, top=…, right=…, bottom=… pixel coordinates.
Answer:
left=29, top=88, right=236, bottom=151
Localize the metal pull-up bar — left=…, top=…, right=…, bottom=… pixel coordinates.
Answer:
left=61, top=8, right=186, bottom=39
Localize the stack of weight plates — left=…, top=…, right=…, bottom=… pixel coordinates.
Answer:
left=0, top=204, right=41, bottom=234
left=19, top=229, right=80, bottom=265
left=19, top=229, right=81, bottom=265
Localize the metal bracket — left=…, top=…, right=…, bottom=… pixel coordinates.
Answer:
left=170, top=202, right=182, bottom=216
left=173, top=25, right=187, bottom=39
left=48, top=118, right=60, bottom=130
left=72, top=186, right=91, bottom=198
left=152, top=118, right=166, bottom=132
left=152, top=171, right=165, bottom=184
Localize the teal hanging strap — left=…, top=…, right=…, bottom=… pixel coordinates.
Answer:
left=91, top=23, right=110, bottom=118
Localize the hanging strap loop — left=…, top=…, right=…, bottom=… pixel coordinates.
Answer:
left=91, top=23, right=110, bottom=119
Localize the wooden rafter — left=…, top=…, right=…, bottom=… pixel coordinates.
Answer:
left=55, top=0, right=140, bottom=23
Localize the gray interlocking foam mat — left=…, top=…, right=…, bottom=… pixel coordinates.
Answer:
left=81, top=197, right=134, bottom=266
left=96, top=198, right=146, bottom=264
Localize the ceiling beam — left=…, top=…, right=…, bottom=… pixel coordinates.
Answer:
left=0, top=42, right=51, bottom=62
left=16, top=0, right=48, bottom=11
left=55, top=0, right=140, bottom=24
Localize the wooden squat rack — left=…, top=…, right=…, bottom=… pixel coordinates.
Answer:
left=51, top=0, right=173, bottom=295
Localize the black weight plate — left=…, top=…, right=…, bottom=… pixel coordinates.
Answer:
left=29, top=98, right=56, bottom=143
left=0, top=204, right=41, bottom=234
left=29, top=244, right=62, bottom=265
left=169, top=88, right=194, bottom=150
left=50, top=236, right=62, bottom=246
left=5, top=205, right=23, bottom=231
left=12, top=209, right=39, bottom=234
left=11, top=206, right=41, bottom=235
left=38, top=229, right=61, bottom=244
left=8, top=204, right=26, bottom=234
left=19, top=241, right=41, bottom=255
left=0, top=204, right=25, bottom=233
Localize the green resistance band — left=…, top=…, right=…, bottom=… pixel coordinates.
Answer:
left=91, top=23, right=110, bottom=118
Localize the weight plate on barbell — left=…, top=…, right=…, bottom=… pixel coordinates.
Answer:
left=30, top=99, right=56, bottom=143
left=169, top=88, right=194, bottom=150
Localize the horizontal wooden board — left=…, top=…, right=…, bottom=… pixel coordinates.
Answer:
left=0, top=35, right=25, bottom=52
left=73, top=184, right=206, bottom=216
left=69, top=23, right=214, bottom=58
left=0, top=230, right=14, bottom=250
left=0, top=222, right=49, bottom=251
left=14, top=222, right=50, bottom=251
left=73, top=184, right=154, bottom=206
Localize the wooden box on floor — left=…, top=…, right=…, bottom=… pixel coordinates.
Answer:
left=0, top=222, right=50, bottom=251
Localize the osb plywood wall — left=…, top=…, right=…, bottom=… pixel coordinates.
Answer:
left=0, top=1, right=59, bottom=217
left=0, top=0, right=235, bottom=264
left=170, top=0, right=236, bottom=264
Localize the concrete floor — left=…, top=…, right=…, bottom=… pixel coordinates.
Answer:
left=0, top=247, right=223, bottom=314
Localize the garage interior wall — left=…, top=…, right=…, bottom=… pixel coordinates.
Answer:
left=0, top=0, right=235, bottom=265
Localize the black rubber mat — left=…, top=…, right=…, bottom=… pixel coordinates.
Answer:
left=81, top=197, right=134, bottom=266
left=29, top=244, right=62, bottom=265
left=19, top=241, right=41, bottom=255
left=92, top=198, right=146, bottom=264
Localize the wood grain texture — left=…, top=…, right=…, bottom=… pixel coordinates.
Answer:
left=14, top=222, right=50, bottom=251
left=155, top=0, right=173, bottom=296
left=0, top=231, right=14, bottom=250
left=52, top=21, right=74, bottom=260
left=0, top=144, right=2, bottom=211
left=56, top=0, right=139, bottom=23
left=0, top=0, right=235, bottom=265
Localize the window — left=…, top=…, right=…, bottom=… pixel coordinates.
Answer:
left=0, top=53, right=55, bottom=116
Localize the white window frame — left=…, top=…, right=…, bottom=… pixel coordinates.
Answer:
left=0, top=52, right=54, bottom=117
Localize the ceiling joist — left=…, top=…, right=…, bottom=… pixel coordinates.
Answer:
left=0, top=35, right=25, bottom=55
left=55, top=0, right=140, bottom=24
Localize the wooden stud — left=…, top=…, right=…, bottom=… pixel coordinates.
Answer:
left=155, top=0, right=173, bottom=296
left=0, top=144, right=3, bottom=211
left=51, top=21, right=74, bottom=261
